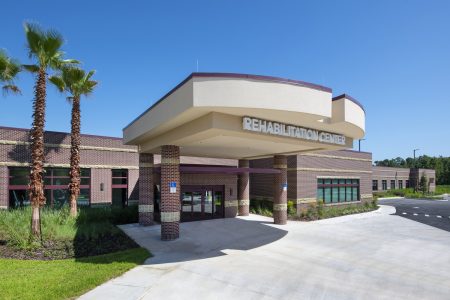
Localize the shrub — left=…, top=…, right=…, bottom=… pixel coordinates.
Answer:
left=294, top=200, right=377, bottom=221
left=0, top=206, right=139, bottom=258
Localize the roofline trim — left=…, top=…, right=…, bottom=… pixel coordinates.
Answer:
left=332, top=93, right=365, bottom=113
left=0, top=125, right=124, bottom=141
left=123, top=72, right=333, bottom=131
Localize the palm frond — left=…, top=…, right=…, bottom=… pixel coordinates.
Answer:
left=24, top=22, right=45, bottom=59
left=24, top=22, right=71, bottom=70
left=48, top=75, right=65, bottom=92
left=2, top=84, right=21, bottom=96
left=55, top=66, right=98, bottom=98
left=22, top=64, right=39, bottom=73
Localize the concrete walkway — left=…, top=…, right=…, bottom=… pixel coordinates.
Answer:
left=79, top=206, right=450, bottom=300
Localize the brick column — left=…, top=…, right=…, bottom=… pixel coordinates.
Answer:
left=238, top=159, right=250, bottom=216
left=138, top=153, right=154, bottom=226
left=160, top=145, right=180, bottom=241
left=0, top=166, right=8, bottom=209
left=273, top=155, right=287, bottom=225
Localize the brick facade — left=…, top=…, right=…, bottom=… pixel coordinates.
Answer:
left=238, top=159, right=250, bottom=216
left=372, top=166, right=436, bottom=192
left=90, top=168, right=112, bottom=205
left=273, top=155, right=288, bottom=225
left=251, top=150, right=374, bottom=213
left=160, top=145, right=180, bottom=240
left=1, top=126, right=139, bottom=209
left=0, top=166, right=7, bottom=209
left=138, top=153, right=154, bottom=225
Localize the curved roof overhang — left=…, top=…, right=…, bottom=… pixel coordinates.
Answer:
left=123, top=73, right=365, bottom=159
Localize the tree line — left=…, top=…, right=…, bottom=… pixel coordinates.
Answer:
left=374, top=155, right=450, bottom=185
left=1, top=23, right=97, bottom=238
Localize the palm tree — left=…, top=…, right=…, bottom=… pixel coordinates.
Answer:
left=50, top=67, right=97, bottom=217
left=23, top=23, right=79, bottom=237
left=0, top=49, right=21, bottom=95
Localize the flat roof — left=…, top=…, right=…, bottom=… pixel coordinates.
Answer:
left=124, top=72, right=334, bottom=130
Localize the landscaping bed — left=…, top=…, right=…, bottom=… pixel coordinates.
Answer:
left=373, top=187, right=448, bottom=200
left=250, top=198, right=379, bottom=221
left=0, top=206, right=140, bottom=260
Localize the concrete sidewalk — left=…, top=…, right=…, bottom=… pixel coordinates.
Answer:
left=79, top=206, right=450, bottom=300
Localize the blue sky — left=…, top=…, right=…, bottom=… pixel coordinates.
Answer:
left=1, top=0, right=449, bottom=161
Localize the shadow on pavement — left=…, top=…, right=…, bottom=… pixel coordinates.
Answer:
left=120, top=217, right=288, bottom=265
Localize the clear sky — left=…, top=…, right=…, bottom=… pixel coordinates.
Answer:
left=1, top=0, right=449, bottom=161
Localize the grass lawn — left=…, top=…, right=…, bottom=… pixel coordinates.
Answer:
left=0, top=247, right=149, bottom=300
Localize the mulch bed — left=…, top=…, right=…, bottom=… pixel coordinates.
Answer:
left=0, top=232, right=139, bottom=260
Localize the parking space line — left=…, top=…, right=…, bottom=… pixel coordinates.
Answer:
left=413, top=213, right=418, bottom=216
left=425, top=214, right=430, bottom=217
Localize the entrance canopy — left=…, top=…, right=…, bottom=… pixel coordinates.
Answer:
left=123, top=73, right=365, bottom=159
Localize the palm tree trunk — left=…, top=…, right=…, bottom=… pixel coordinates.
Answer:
left=29, top=68, right=47, bottom=237
left=69, top=95, right=81, bottom=217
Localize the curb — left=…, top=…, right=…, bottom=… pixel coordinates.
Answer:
left=378, top=197, right=405, bottom=200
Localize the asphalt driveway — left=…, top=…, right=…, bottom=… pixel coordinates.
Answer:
left=80, top=206, right=450, bottom=300
left=380, top=197, right=450, bottom=232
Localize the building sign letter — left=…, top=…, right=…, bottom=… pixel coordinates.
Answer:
left=242, top=116, right=346, bottom=146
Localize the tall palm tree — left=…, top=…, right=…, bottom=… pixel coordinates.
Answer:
left=50, top=67, right=97, bottom=217
left=0, top=49, right=21, bottom=95
left=23, top=23, right=79, bottom=237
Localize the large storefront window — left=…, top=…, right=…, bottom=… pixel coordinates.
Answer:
left=112, top=169, right=128, bottom=207
left=317, top=178, right=360, bottom=203
left=8, top=167, right=91, bottom=208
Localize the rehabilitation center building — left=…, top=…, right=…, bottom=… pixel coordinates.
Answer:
left=0, top=73, right=436, bottom=240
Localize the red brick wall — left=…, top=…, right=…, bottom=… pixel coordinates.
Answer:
left=1, top=127, right=139, bottom=208
left=0, top=166, right=7, bottom=208
left=90, top=169, right=112, bottom=205
left=250, top=150, right=373, bottom=209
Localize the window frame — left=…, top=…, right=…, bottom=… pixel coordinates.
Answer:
left=317, top=178, right=360, bottom=203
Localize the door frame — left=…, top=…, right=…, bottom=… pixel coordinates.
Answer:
left=181, top=185, right=225, bottom=221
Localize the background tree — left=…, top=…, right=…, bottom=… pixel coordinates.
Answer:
left=23, top=23, right=78, bottom=237
left=375, top=155, right=450, bottom=185
left=0, top=49, right=21, bottom=95
left=50, top=67, right=97, bottom=217
left=419, top=173, right=428, bottom=194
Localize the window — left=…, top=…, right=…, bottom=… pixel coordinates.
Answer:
left=317, top=178, right=360, bottom=203
left=406, top=180, right=410, bottom=188
left=398, top=180, right=403, bottom=189
left=390, top=180, right=395, bottom=190
left=112, top=169, right=128, bottom=207
left=382, top=180, right=387, bottom=190
left=372, top=180, right=378, bottom=191
left=8, top=167, right=91, bottom=208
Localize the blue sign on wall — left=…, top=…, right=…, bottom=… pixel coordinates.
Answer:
left=282, top=183, right=288, bottom=191
left=169, top=182, right=177, bottom=193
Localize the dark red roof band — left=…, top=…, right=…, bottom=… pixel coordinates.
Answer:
left=154, top=165, right=281, bottom=174
left=332, top=94, right=365, bottom=114
left=123, top=72, right=348, bottom=130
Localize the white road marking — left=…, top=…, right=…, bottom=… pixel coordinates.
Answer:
left=437, top=216, right=442, bottom=218
left=413, top=207, right=419, bottom=209
left=402, top=212, right=407, bottom=215
left=425, top=214, right=430, bottom=217
left=413, top=213, right=418, bottom=216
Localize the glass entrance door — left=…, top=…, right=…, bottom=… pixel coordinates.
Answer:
left=180, top=185, right=224, bottom=221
